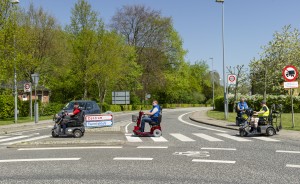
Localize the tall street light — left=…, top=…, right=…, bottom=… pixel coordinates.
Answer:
left=216, top=0, right=228, bottom=119
left=11, top=0, right=19, bottom=123
left=209, top=58, right=215, bottom=110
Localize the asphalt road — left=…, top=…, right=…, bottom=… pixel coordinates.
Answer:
left=0, top=108, right=299, bottom=184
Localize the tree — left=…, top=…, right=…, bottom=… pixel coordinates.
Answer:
left=66, top=0, right=104, bottom=99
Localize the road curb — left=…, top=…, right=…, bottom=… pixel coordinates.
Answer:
left=189, top=116, right=239, bottom=131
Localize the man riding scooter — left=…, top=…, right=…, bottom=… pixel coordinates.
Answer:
left=138, top=100, right=160, bottom=132
left=251, top=100, right=269, bottom=133
left=61, top=102, right=81, bottom=134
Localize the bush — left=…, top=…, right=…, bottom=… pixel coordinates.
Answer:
left=0, top=95, right=14, bottom=119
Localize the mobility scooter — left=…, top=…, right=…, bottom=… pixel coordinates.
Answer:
left=239, top=105, right=281, bottom=137
left=52, top=110, right=85, bottom=138
left=132, top=109, right=162, bottom=137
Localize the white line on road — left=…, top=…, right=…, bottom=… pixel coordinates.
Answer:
left=0, top=158, right=81, bottom=163
left=216, top=133, right=252, bottom=142
left=126, top=135, right=142, bottom=142
left=151, top=136, right=168, bottom=142
left=178, top=112, right=227, bottom=133
left=170, top=133, right=195, bottom=142
left=0, top=135, right=29, bottom=143
left=137, top=146, right=168, bottom=149
left=1, top=135, right=50, bottom=146
left=192, top=159, right=236, bottom=164
left=193, top=133, right=223, bottom=142
left=251, top=137, right=280, bottom=142
left=276, top=150, right=300, bottom=154
left=18, top=146, right=123, bottom=151
left=113, top=157, right=153, bottom=161
left=0, top=136, right=8, bottom=139
left=201, top=147, right=236, bottom=151
left=125, top=121, right=134, bottom=134
left=286, top=164, right=300, bottom=168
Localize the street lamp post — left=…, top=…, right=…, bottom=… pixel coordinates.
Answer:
left=31, top=73, right=39, bottom=124
left=11, top=0, right=19, bottom=123
left=210, top=58, right=215, bottom=110
left=216, top=0, right=228, bottom=119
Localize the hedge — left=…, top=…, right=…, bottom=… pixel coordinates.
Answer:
left=214, top=94, right=300, bottom=113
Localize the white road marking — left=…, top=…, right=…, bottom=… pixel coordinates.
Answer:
left=192, top=159, right=236, bottom=164
left=178, top=112, right=226, bottom=133
left=126, top=135, right=142, bottom=142
left=125, top=121, right=133, bottom=134
left=151, top=136, right=168, bottom=142
left=1, top=135, right=50, bottom=145
left=286, top=164, right=300, bottom=168
left=193, top=133, right=223, bottom=142
left=216, top=133, right=251, bottom=142
left=113, top=157, right=153, bottom=161
left=251, top=137, right=280, bottom=142
left=0, top=158, right=81, bottom=163
left=170, top=133, right=195, bottom=142
left=201, top=147, right=236, bottom=151
left=0, top=135, right=29, bottom=143
left=137, top=146, right=168, bottom=149
left=18, top=146, right=123, bottom=151
left=0, top=136, right=8, bottom=139
left=276, top=150, right=300, bottom=154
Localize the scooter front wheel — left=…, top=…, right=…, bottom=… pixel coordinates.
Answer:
left=52, top=131, right=59, bottom=138
left=239, top=129, right=248, bottom=137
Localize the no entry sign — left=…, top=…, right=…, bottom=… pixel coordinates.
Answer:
left=227, top=74, right=236, bottom=85
left=282, top=65, right=298, bottom=82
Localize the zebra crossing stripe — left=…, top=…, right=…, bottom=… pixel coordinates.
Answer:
left=1, top=135, right=50, bottom=146
left=151, top=136, right=168, bottom=142
left=193, top=133, right=223, bottom=142
left=251, top=137, right=280, bottom=142
left=126, top=135, right=142, bottom=142
left=0, top=135, right=29, bottom=143
left=170, top=133, right=195, bottom=142
left=216, top=133, right=251, bottom=142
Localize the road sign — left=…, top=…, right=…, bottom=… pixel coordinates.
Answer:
left=284, top=81, right=299, bottom=89
left=84, top=114, right=113, bottom=128
left=282, top=65, right=298, bottom=82
left=227, top=74, right=236, bottom=85
left=24, top=83, right=31, bottom=92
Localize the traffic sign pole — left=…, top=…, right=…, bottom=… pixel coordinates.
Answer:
left=282, top=65, right=298, bottom=128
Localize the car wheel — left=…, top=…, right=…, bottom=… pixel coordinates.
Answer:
left=73, top=130, right=83, bottom=138
left=266, top=127, right=275, bottom=136
left=153, top=129, right=162, bottom=137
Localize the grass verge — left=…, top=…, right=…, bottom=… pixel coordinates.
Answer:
left=0, top=116, right=53, bottom=126
left=207, top=110, right=300, bottom=131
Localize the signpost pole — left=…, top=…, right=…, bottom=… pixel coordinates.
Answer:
left=291, top=89, right=295, bottom=128
left=30, top=85, right=32, bottom=120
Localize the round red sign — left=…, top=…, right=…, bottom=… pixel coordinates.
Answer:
left=282, top=65, right=298, bottom=82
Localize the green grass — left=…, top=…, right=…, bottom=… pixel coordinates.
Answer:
left=207, top=110, right=300, bottom=131
left=0, top=116, right=53, bottom=126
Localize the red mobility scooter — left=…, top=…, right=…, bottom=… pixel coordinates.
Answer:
left=132, top=110, right=162, bottom=137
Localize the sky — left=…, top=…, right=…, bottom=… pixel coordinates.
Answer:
left=18, top=0, right=300, bottom=79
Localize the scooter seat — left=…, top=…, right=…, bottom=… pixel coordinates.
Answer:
left=149, top=121, right=160, bottom=126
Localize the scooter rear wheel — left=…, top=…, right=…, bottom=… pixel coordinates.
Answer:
left=73, top=130, right=83, bottom=138
left=266, top=127, right=275, bottom=136
left=153, top=129, right=162, bottom=137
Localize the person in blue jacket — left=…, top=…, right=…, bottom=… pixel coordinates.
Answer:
left=139, top=100, right=161, bottom=132
left=237, top=97, right=248, bottom=117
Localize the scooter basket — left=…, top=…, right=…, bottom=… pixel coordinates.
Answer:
left=132, top=115, right=138, bottom=122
